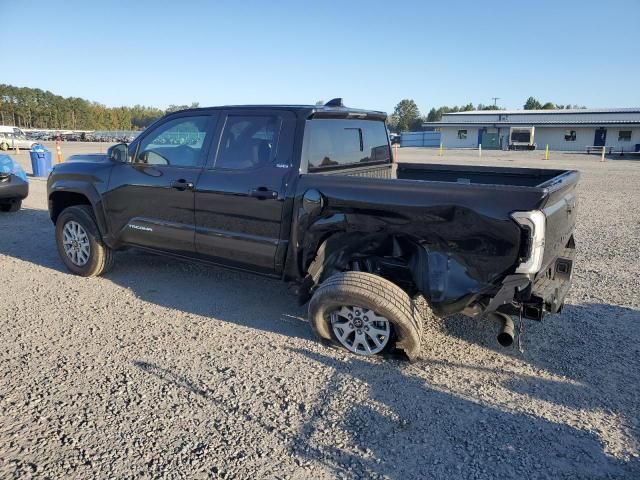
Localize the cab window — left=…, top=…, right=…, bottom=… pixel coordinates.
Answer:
left=214, top=115, right=282, bottom=169
left=303, top=119, right=391, bottom=171
left=134, top=116, right=210, bottom=167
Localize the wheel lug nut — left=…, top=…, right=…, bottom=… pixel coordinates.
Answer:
left=364, top=316, right=368, bottom=322
left=348, top=314, right=353, bottom=320
left=365, top=326, right=369, bottom=331
left=349, top=323, right=353, bottom=328
left=355, top=311, right=361, bottom=316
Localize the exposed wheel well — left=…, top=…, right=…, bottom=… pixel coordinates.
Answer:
left=304, top=232, right=425, bottom=298
left=49, top=191, right=91, bottom=224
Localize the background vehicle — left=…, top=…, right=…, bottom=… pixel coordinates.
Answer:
left=509, top=126, right=536, bottom=150
left=0, top=126, right=38, bottom=151
left=47, top=100, right=579, bottom=360
left=0, top=154, right=28, bottom=212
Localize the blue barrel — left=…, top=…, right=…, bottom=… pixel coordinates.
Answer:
left=30, top=144, right=52, bottom=177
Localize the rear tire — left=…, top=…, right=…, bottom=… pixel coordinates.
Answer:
left=309, top=272, right=423, bottom=361
left=55, top=205, right=114, bottom=277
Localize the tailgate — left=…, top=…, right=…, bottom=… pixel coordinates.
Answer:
left=539, top=171, right=579, bottom=272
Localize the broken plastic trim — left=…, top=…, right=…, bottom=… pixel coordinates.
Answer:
left=511, top=210, right=546, bottom=274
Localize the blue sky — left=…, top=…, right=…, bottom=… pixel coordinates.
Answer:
left=4, top=0, right=640, bottom=114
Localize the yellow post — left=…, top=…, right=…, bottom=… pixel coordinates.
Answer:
left=544, top=144, right=549, bottom=160
left=479, top=143, right=482, bottom=158
left=438, top=143, right=443, bottom=156
left=600, top=146, right=606, bottom=162
left=15, top=144, right=19, bottom=155
left=56, top=143, right=63, bottom=163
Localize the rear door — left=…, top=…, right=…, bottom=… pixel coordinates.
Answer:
left=104, top=113, right=216, bottom=255
left=194, top=109, right=297, bottom=274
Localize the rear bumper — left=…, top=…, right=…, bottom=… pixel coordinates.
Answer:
left=483, top=243, right=575, bottom=321
left=0, top=175, right=29, bottom=200
left=524, top=246, right=574, bottom=319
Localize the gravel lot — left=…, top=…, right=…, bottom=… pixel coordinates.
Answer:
left=1, top=145, right=639, bottom=479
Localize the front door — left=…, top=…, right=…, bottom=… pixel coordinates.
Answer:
left=594, top=128, right=607, bottom=147
left=104, top=113, right=216, bottom=256
left=194, top=110, right=296, bottom=274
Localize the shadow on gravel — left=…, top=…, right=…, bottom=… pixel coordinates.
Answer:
left=289, top=349, right=639, bottom=480
left=0, top=208, right=64, bottom=271
left=0, top=207, right=310, bottom=340
left=440, top=304, right=640, bottom=448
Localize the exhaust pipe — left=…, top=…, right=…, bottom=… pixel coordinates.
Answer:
left=490, top=312, right=515, bottom=347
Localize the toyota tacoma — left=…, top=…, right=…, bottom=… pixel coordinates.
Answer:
left=47, top=99, right=579, bottom=360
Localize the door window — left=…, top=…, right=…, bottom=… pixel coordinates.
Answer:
left=215, top=115, right=282, bottom=169
left=135, top=116, right=210, bottom=167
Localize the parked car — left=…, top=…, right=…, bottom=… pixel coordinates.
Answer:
left=0, top=154, right=28, bottom=212
left=46, top=100, right=579, bottom=360
left=0, top=126, right=39, bottom=151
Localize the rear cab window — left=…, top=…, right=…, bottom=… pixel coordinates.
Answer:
left=303, top=119, right=391, bottom=172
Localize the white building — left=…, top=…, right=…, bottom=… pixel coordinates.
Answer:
left=425, top=108, right=640, bottom=152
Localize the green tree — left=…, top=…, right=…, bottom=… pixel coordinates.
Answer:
left=541, top=102, right=556, bottom=110
left=166, top=102, right=200, bottom=114
left=392, top=99, right=421, bottom=132
left=524, top=97, right=543, bottom=110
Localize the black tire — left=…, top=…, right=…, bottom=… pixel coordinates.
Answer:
left=308, top=272, right=423, bottom=361
left=0, top=199, right=21, bottom=212
left=55, top=205, right=114, bottom=277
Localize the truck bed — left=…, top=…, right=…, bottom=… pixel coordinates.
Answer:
left=299, top=161, right=579, bottom=314
left=395, top=163, right=570, bottom=188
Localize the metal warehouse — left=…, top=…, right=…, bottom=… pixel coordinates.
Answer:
left=425, top=108, right=640, bottom=152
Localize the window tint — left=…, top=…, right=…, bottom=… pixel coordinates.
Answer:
left=215, top=115, right=281, bottom=169
left=304, top=119, right=390, bottom=171
left=457, top=129, right=467, bottom=140
left=135, top=116, right=209, bottom=167
left=564, top=130, right=576, bottom=141
left=618, top=130, right=631, bottom=141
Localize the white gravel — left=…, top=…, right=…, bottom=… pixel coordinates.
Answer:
left=1, top=146, right=639, bottom=479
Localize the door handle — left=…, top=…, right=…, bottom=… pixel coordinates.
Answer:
left=171, top=179, right=194, bottom=191
left=249, top=187, right=278, bottom=199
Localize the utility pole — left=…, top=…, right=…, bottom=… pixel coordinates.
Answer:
left=491, top=97, right=500, bottom=107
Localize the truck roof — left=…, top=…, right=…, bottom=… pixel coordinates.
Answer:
left=164, top=103, right=387, bottom=121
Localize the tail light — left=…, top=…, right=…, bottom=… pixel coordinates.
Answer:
left=511, top=210, right=546, bottom=274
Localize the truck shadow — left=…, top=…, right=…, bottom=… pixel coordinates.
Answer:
left=0, top=207, right=310, bottom=340
left=132, top=353, right=639, bottom=479
left=438, top=304, right=640, bottom=447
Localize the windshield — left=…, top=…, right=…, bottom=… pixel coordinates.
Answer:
left=303, top=119, right=390, bottom=171
left=13, top=127, right=27, bottom=139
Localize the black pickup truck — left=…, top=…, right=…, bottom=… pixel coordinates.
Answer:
left=47, top=100, right=579, bottom=360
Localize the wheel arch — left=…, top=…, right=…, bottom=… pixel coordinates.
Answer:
left=304, top=231, right=427, bottom=298
left=48, top=188, right=109, bottom=238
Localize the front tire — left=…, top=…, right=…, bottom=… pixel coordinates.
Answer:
left=308, top=272, right=423, bottom=361
left=55, top=205, right=114, bottom=277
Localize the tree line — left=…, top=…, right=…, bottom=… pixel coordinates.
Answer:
left=389, top=97, right=588, bottom=132
left=0, top=84, right=182, bottom=130
left=2, top=84, right=588, bottom=133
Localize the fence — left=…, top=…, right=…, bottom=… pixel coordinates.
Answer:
left=400, top=131, right=441, bottom=147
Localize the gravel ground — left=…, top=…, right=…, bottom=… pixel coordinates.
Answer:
left=1, top=146, right=639, bottom=479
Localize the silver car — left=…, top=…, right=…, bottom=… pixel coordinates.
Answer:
left=0, top=126, right=38, bottom=151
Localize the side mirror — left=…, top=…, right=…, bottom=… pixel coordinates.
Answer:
left=107, top=143, right=128, bottom=163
